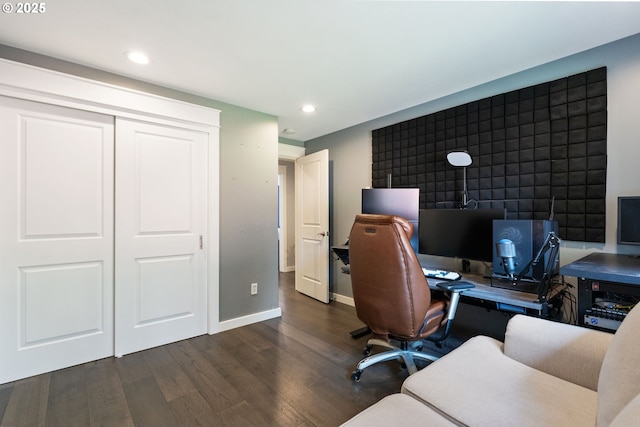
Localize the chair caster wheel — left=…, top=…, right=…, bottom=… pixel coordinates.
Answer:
left=351, top=370, right=362, bottom=382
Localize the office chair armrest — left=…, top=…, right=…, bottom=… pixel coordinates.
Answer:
left=436, top=281, right=474, bottom=321
left=436, top=282, right=475, bottom=292
left=427, top=282, right=475, bottom=344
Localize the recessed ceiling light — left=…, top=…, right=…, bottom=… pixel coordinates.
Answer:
left=301, top=104, right=316, bottom=113
left=282, top=128, right=297, bottom=135
left=126, top=51, right=151, bottom=65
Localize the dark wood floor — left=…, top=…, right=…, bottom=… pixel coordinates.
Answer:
left=0, top=272, right=418, bottom=427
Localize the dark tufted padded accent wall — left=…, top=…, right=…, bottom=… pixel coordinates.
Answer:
left=371, top=67, right=607, bottom=243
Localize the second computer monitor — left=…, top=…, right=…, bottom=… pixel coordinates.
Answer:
left=419, top=208, right=506, bottom=263
left=362, top=188, right=419, bottom=252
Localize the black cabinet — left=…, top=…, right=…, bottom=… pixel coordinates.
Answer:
left=561, top=253, right=640, bottom=332
left=576, top=277, right=640, bottom=331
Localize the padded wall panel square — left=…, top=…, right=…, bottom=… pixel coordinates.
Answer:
left=371, top=67, right=607, bottom=243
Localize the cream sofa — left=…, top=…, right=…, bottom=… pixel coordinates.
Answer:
left=342, top=303, right=640, bottom=427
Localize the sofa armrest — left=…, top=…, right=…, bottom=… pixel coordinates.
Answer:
left=503, top=315, right=614, bottom=391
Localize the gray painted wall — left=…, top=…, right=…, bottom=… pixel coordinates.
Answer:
left=306, top=33, right=640, bottom=299
left=0, top=44, right=280, bottom=322
left=218, top=104, right=279, bottom=319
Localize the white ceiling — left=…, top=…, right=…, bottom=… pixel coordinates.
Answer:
left=1, top=1, right=640, bottom=141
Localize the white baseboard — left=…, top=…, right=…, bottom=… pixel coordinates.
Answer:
left=332, top=293, right=355, bottom=307
left=279, top=266, right=295, bottom=273
left=209, top=307, right=282, bottom=334
left=209, top=292, right=352, bottom=335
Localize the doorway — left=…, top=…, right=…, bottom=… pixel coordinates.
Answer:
left=278, top=162, right=295, bottom=273
left=278, top=143, right=305, bottom=273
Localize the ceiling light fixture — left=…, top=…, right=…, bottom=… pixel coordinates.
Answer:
left=126, top=51, right=151, bottom=65
left=301, top=104, right=316, bottom=113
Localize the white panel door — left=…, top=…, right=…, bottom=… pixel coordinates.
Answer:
left=115, top=118, right=207, bottom=356
left=0, top=96, right=114, bottom=384
left=295, top=149, right=330, bottom=303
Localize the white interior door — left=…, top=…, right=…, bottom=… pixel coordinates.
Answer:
left=115, top=118, right=207, bottom=356
left=295, top=149, right=330, bottom=303
left=0, top=96, right=114, bottom=384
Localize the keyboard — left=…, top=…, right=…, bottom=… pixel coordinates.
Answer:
left=422, top=268, right=461, bottom=281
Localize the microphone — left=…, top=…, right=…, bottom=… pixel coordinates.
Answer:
left=496, top=239, right=517, bottom=279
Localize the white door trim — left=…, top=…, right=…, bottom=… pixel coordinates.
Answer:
left=207, top=129, right=221, bottom=334
left=0, top=59, right=219, bottom=131
left=278, top=143, right=305, bottom=160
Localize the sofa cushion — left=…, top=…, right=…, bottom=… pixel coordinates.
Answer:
left=596, top=304, right=640, bottom=427
left=402, top=336, right=598, bottom=427
left=339, top=394, right=458, bottom=427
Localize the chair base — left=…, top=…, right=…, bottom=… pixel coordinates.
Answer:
left=351, top=338, right=440, bottom=382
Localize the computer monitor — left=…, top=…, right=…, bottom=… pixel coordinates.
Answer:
left=618, top=196, right=640, bottom=245
left=419, top=208, right=506, bottom=263
left=362, top=188, right=419, bottom=252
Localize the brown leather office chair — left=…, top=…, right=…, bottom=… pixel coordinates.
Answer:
left=348, top=214, right=473, bottom=382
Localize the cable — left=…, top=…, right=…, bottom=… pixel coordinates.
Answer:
left=561, top=290, right=577, bottom=325
left=548, top=275, right=576, bottom=324
left=555, top=276, right=577, bottom=325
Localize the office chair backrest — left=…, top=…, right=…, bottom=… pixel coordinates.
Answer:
left=349, top=214, right=434, bottom=341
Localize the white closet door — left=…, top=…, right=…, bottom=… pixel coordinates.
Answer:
left=0, top=96, right=114, bottom=384
left=115, top=118, right=207, bottom=356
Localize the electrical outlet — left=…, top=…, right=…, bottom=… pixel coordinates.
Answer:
left=250, top=282, right=258, bottom=295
